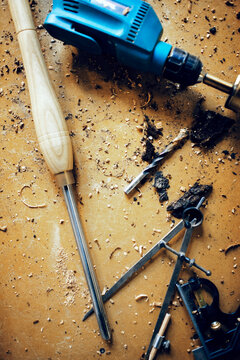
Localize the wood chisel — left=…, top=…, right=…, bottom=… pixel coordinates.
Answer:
left=8, top=0, right=111, bottom=341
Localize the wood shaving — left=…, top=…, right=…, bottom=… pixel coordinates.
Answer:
left=135, top=294, right=148, bottom=301
left=101, top=286, right=109, bottom=295
left=225, top=243, right=240, bottom=255
left=140, top=91, right=152, bottom=108
left=109, top=247, right=121, bottom=259
left=153, top=228, right=162, bottom=233
left=0, top=225, right=7, bottom=232
left=94, top=239, right=101, bottom=250
left=164, top=128, right=189, bottom=154
left=19, top=185, right=46, bottom=208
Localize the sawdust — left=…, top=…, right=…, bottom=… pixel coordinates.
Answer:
left=55, top=247, right=79, bottom=306
left=55, top=247, right=91, bottom=306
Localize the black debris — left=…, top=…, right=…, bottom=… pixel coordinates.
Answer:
left=141, top=140, right=156, bottom=163
left=141, top=115, right=163, bottom=163
left=154, top=171, right=169, bottom=202
left=13, top=58, right=24, bottom=74
left=210, top=26, right=217, bottom=34
left=144, top=115, right=162, bottom=139
left=167, top=182, right=213, bottom=218
left=225, top=1, right=235, bottom=6
left=190, top=109, right=234, bottom=147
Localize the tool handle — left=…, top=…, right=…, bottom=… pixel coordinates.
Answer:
left=8, top=0, right=73, bottom=175
left=158, top=313, right=171, bottom=337
left=149, top=313, right=171, bottom=360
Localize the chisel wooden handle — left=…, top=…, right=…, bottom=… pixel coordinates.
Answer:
left=8, top=0, right=73, bottom=176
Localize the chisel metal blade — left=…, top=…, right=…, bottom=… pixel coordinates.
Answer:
left=63, top=184, right=112, bottom=341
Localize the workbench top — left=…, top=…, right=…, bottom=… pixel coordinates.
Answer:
left=0, top=0, right=239, bottom=359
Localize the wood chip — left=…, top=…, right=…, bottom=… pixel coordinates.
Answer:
left=150, top=301, right=162, bottom=307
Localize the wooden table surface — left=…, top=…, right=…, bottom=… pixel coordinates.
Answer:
left=0, top=0, right=239, bottom=359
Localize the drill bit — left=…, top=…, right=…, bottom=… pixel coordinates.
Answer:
left=199, top=72, right=240, bottom=113
left=124, top=128, right=188, bottom=194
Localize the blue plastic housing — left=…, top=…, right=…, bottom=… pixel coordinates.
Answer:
left=44, top=0, right=172, bottom=75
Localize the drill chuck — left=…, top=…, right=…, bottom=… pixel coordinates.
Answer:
left=163, top=47, right=203, bottom=87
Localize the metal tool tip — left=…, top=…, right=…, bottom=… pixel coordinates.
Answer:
left=124, top=172, right=146, bottom=195
left=124, top=184, right=133, bottom=195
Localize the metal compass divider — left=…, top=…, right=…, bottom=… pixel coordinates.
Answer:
left=83, top=198, right=211, bottom=330
left=145, top=197, right=211, bottom=359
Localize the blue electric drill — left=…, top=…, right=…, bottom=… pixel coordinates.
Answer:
left=44, top=0, right=240, bottom=111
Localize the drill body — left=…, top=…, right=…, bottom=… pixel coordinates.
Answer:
left=44, top=0, right=202, bottom=86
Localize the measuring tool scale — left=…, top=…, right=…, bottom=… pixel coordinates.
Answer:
left=177, top=277, right=240, bottom=360
left=44, top=0, right=240, bottom=112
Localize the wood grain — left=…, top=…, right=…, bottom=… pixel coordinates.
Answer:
left=8, top=0, right=73, bottom=175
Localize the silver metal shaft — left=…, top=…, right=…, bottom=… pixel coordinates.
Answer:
left=203, top=73, right=232, bottom=94
left=202, top=73, right=240, bottom=112
left=62, top=184, right=111, bottom=341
